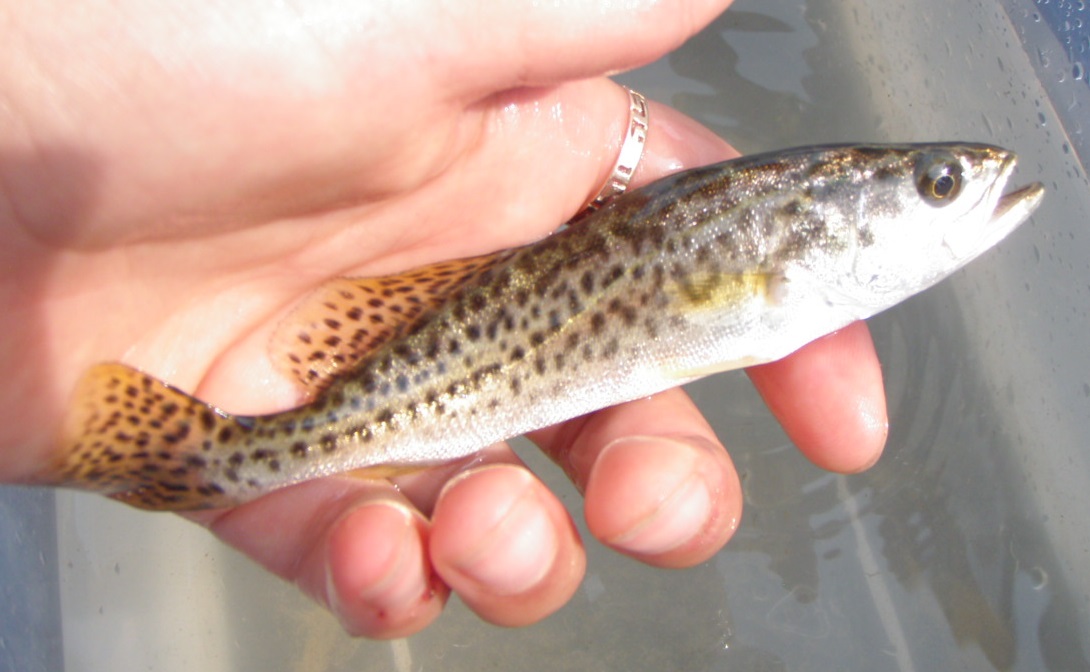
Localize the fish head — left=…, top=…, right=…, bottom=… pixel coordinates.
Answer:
left=824, top=143, right=1044, bottom=312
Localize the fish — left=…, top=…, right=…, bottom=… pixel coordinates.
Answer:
left=37, top=143, right=1044, bottom=511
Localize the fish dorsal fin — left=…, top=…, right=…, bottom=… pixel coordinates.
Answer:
left=271, top=251, right=511, bottom=394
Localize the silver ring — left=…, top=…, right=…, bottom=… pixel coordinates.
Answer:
left=585, top=87, right=649, bottom=211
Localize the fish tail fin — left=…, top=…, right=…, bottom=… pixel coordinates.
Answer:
left=45, top=363, right=249, bottom=511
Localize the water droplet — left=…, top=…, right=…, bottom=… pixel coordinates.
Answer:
left=1029, top=566, right=1049, bottom=590
left=1039, top=111, right=1048, bottom=125
left=1075, top=62, right=1086, bottom=80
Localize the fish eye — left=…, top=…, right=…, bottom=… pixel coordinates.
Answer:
left=916, top=155, right=963, bottom=206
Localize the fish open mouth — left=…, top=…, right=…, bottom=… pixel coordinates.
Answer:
left=993, top=182, right=1046, bottom=226
left=943, top=179, right=1045, bottom=262
left=989, top=150, right=1045, bottom=234
left=980, top=181, right=1046, bottom=251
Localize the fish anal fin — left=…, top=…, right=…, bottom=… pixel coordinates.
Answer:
left=664, top=356, right=767, bottom=380
left=271, top=251, right=510, bottom=394
left=46, top=362, right=247, bottom=511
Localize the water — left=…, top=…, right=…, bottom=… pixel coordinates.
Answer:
left=6, top=0, right=1090, bottom=669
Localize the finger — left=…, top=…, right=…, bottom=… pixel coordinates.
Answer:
left=187, top=477, right=448, bottom=639
left=530, top=388, right=741, bottom=568
left=339, top=88, right=741, bottom=271
left=429, top=463, right=586, bottom=627
left=747, top=320, right=889, bottom=473
left=426, top=0, right=735, bottom=96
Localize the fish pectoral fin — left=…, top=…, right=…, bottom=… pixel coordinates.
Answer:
left=43, top=362, right=250, bottom=511
left=668, top=270, right=788, bottom=313
left=271, top=251, right=512, bottom=394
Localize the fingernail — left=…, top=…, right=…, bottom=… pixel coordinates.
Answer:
left=596, top=436, right=713, bottom=555
left=333, top=503, right=428, bottom=611
left=448, top=472, right=558, bottom=596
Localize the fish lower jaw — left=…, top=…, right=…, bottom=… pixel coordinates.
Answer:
left=942, top=182, right=1044, bottom=261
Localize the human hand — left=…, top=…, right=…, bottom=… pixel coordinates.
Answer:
left=0, top=0, right=887, bottom=638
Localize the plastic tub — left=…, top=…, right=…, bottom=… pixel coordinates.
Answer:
left=4, top=0, right=1087, bottom=669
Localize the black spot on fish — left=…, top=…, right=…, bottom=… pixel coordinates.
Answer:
left=602, top=338, right=620, bottom=358
left=652, top=264, right=666, bottom=285
left=590, top=312, right=606, bottom=334
left=580, top=271, right=595, bottom=294
left=603, top=264, right=625, bottom=288
left=549, top=280, right=571, bottom=301
left=567, top=290, right=583, bottom=315
left=548, top=310, right=563, bottom=331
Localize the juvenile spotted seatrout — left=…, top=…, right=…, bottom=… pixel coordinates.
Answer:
left=40, top=143, right=1044, bottom=511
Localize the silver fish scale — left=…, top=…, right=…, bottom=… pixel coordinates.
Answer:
left=228, top=146, right=924, bottom=489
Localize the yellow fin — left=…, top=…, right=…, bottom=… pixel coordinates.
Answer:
left=45, top=363, right=253, bottom=511
left=668, top=271, right=786, bottom=311
left=665, top=356, right=766, bottom=380
left=271, top=252, right=510, bottom=394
